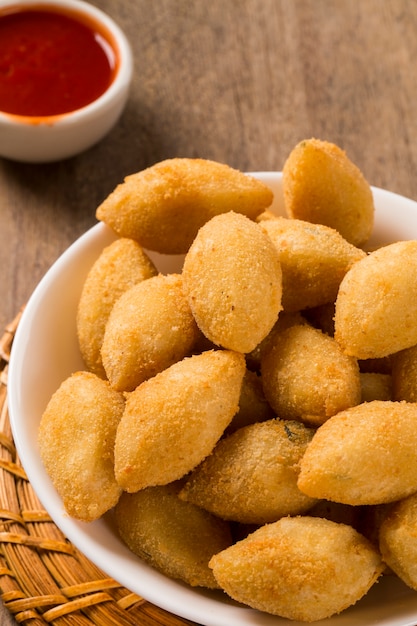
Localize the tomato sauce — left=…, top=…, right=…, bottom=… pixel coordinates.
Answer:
left=0, top=6, right=117, bottom=117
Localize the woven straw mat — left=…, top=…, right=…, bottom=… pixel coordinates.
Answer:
left=0, top=310, right=194, bottom=626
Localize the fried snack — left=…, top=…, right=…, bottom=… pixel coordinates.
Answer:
left=114, top=349, right=246, bottom=492
left=209, top=516, right=383, bottom=622
left=392, top=344, right=417, bottom=402
left=225, top=369, right=274, bottom=434
left=360, top=372, right=392, bottom=402
left=379, top=493, right=417, bottom=589
left=298, top=400, right=417, bottom=505
left=115, top=484, right=232, bottom=589
left=180, top=419, right=317, bottom=524
left=77, top=238, right=157, bottom=378
left=182, top=212, right=282, bottom=353
left=260, top=217, right=365, bottom=312
left=334, top=241, right=417, bottom=359
left=101, top=273, right=200, bottom=392
left=38, top=371, right=125, bottom=521
left=96, top=158, right=273, bottom=254
left=282, top=138, right=374, bottom=247
left=261, top=324, right=361, bottom=426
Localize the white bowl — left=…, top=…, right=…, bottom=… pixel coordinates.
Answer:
left=0, top=0, right=133, bottom=163
left=8, top=173, right=417, bottom=626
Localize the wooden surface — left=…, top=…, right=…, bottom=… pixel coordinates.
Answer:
left=1, top=0, right=417, bottom=623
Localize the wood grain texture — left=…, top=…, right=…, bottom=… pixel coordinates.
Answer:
left=1, top=1, right=417, bottom=622
left=1, top=0, right=417, bottom=333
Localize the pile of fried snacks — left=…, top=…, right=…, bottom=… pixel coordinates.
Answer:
left=39, top=140, right=417, bottom=621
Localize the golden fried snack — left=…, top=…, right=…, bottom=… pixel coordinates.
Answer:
left=77, top=238, right=157, bottom=378
left=115, top=484, right=232, bottom=588
left=282, top=138, right=374, bottom=247
left=96, top=158, right=273, bottom=254
left=334, top=241, right=417, bottom=359
left=392, top=344, right=417, bottom=402
left=261, top=324, right=361, bottom=426
left=180, top=419, right=317, bottom=524
left=225, top=369, right=274, bottom=434
left=38, top=371, right=125, bottom=521
left=379, top=493, right=417, bottom=589
left=298, top=400, right=417, bottom=505
left=260, top=217, right=365, bottom=311
left=360, top=372, right=392, bottom=402
left=114, top=349, right=246, bottom=492
left=101, top=273, right=200, bottom=392
left=182, top=212, right=282, bottom=353
left=209, top=516, right=383, bottom=621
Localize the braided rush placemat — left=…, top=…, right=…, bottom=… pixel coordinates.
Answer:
left=0, top=310, right=194, bottom=626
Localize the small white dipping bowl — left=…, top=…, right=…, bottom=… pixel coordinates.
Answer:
left=0, top=0, right=133, bottom=163
left=8, top=173, right=417, bottom=626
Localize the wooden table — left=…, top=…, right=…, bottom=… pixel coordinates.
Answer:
left=1, top=1, right=417, bottom=624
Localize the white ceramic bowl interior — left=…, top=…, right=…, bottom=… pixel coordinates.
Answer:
left=0, top=0, right=133, bottom=163
left=8, top=172, right=417, bottom=626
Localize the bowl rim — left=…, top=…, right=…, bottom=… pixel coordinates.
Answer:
left=0, top=0, right=133, bottom=125
left=8, top=172, right=417, bottom=626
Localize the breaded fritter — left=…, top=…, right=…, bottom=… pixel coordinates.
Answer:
left=96, top=158, right=273, bottom=254
left=261, top=324, right=361, bottom=426
left=335, top=241, right=417, bottom=359
left=114, top=349, right=246, bottom=492
left=210, top=516, right=383, bottom=621
left=182, top=212, right=282, bottom=353
left=180, top=419, right=317, bottom=524
left=298, top=400, right=417, bottom=505
left=260, top=217, right=365, bottom=312
left=101, top=273, right=201, bottom=391
left=115, top=483, right=232, bottom=588
left=282, top=138, right=374, bottom=247
left=77, top=238, right=157, bottom=377
left=38, top=371, right=125, bottom=521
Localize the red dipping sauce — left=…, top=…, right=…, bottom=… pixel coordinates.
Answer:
left=0, top=5, right=118, bottom=117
